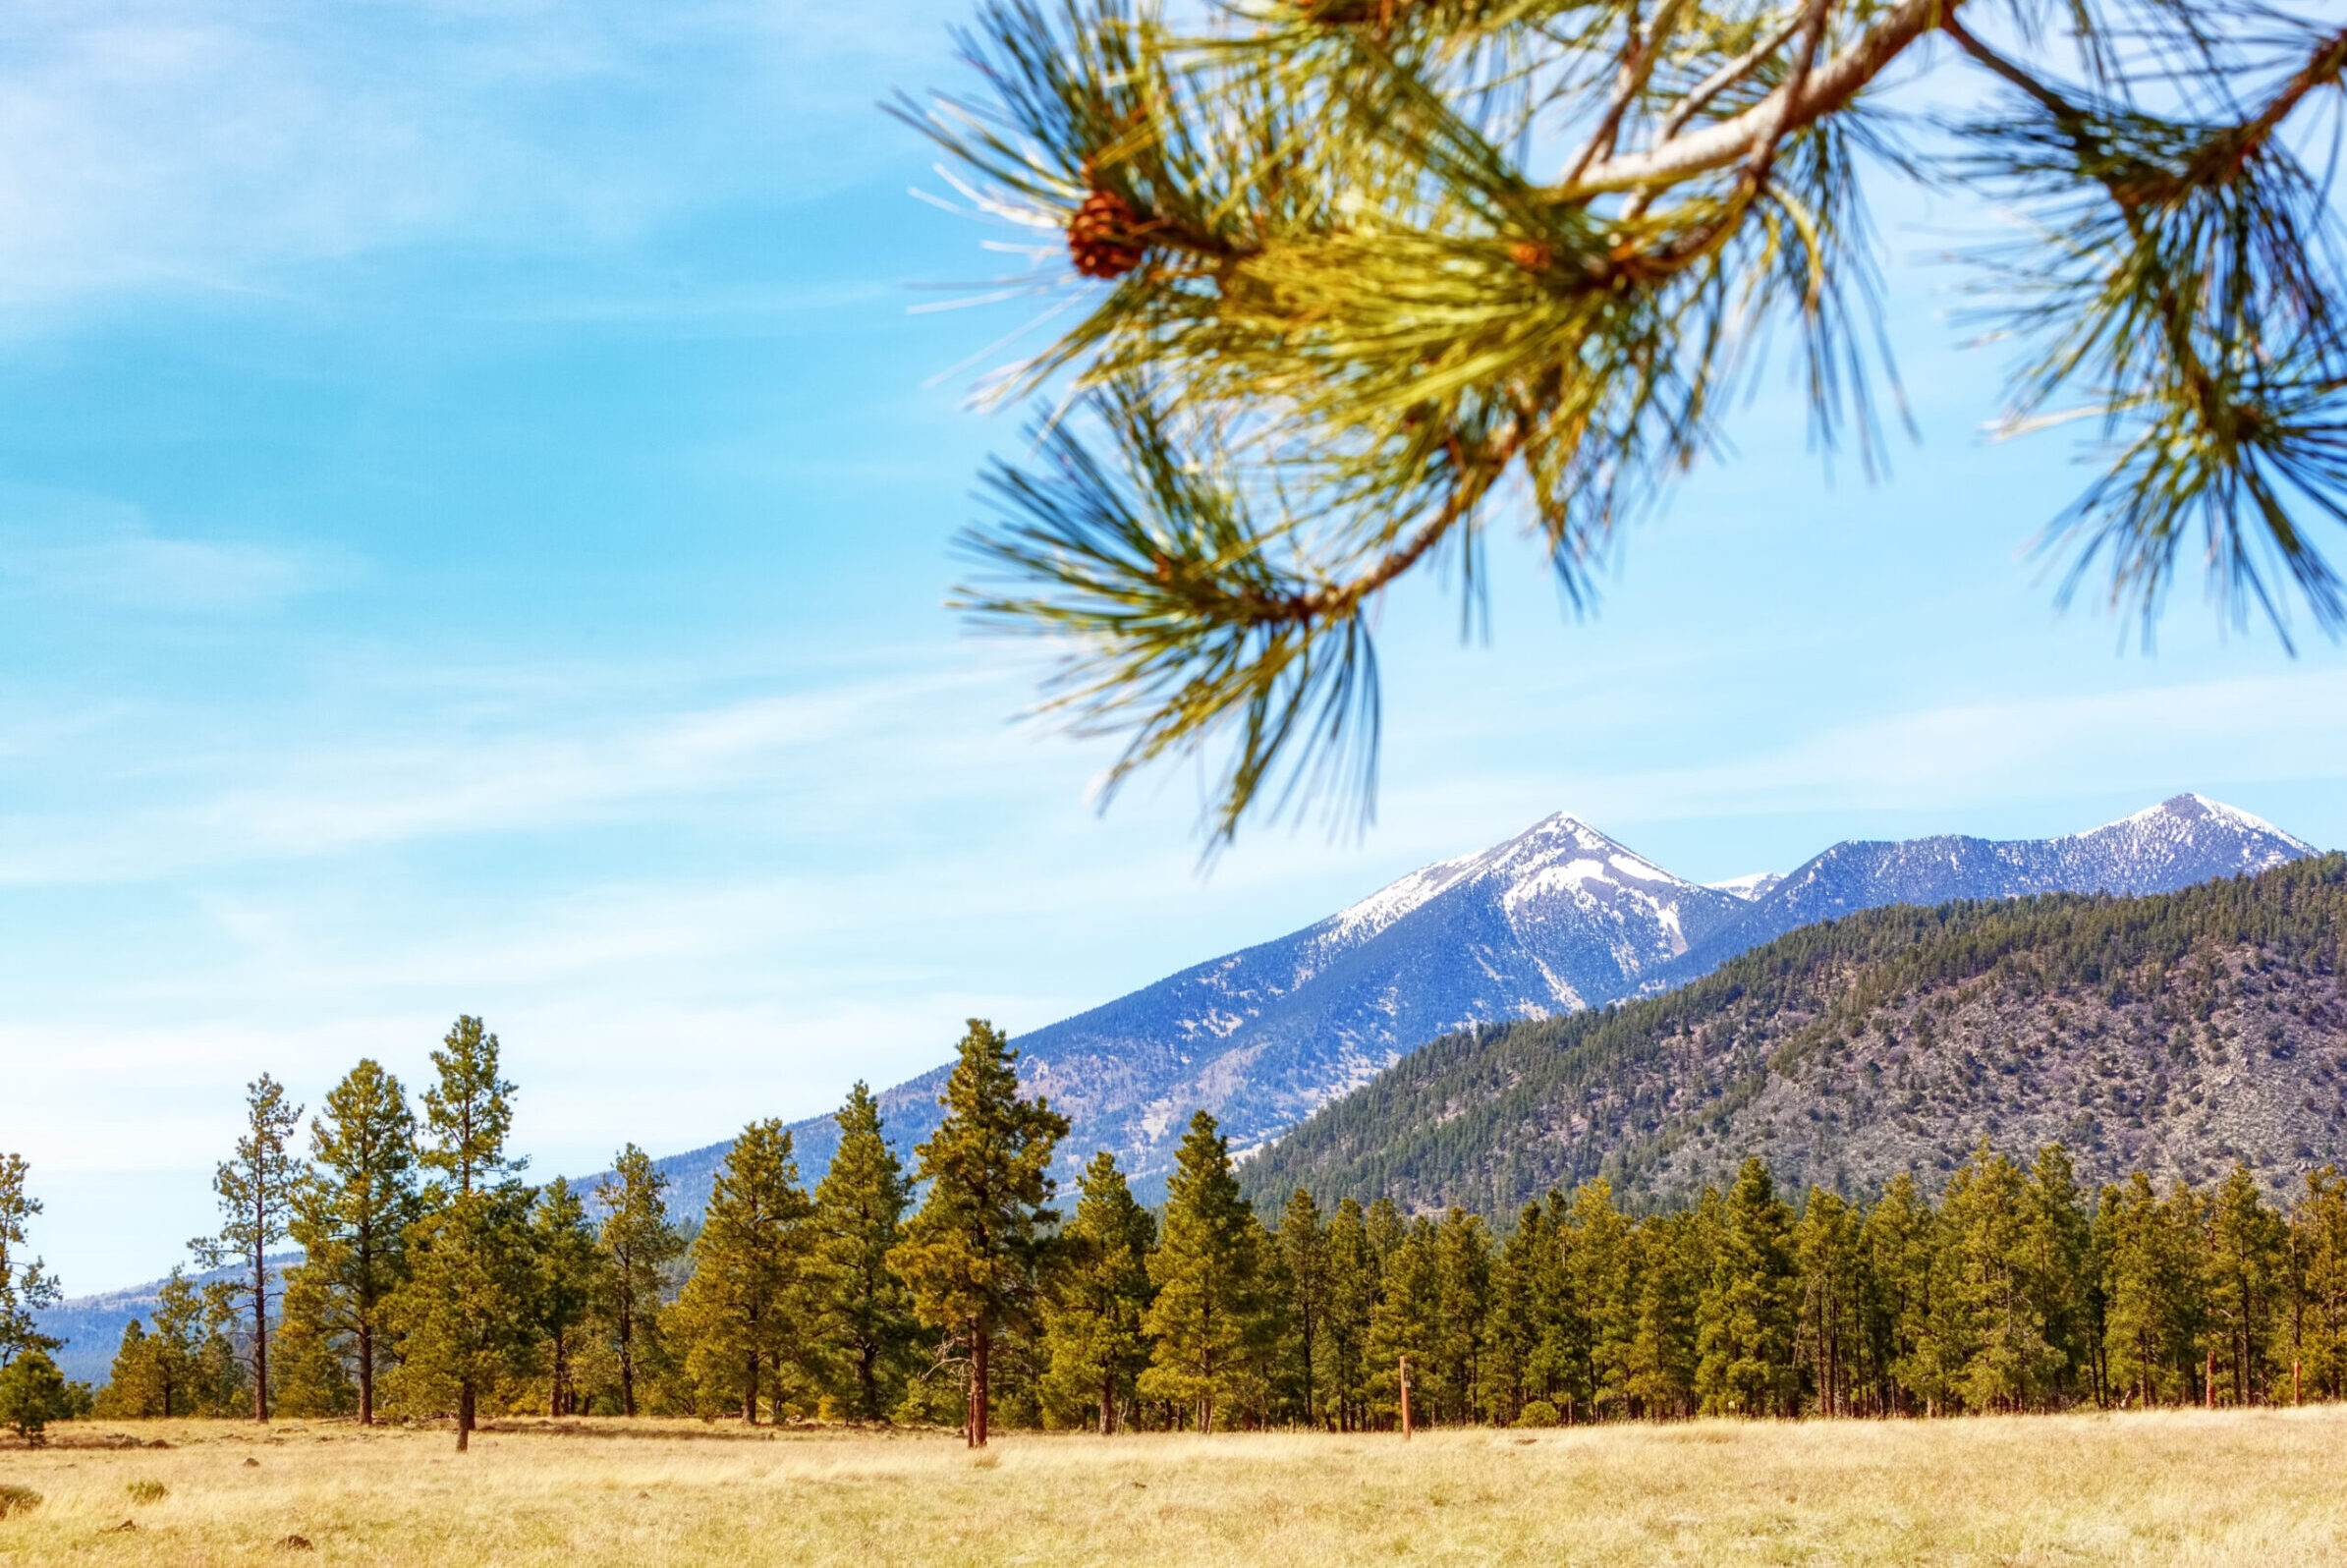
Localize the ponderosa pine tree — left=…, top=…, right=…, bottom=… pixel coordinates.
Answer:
left=1367, top=1217, right=1439, bottom=1426
left=1564, top=1182, right=1637, bottom=1420
left=2023, top=1145, right=2093, bottom=1404
left=270, top=1263, right=356, bottom=1417
left=1623, top=1207, right=1704, bottom=1420
left=396, top=1016, right=535, bottom=1451
left=1428, top=1207, right=1493, bottom=1425
left=1274, top=1187, right=1329, bottom=1427
left=0, top=1153, right=59, bottom=1370
left=1318, top=1197, right=1377, bottom=1431
left=1039, top=1150, right=1156, bottom=1432
left=191, top=1074, right=303, bottom=1421
left=95, top=1320, right=163, bottom=1418
left=889, top=1020, right=1067, bottom=1447
left=149, top=1268, right=203, bottom=1417
left=2290, top=1165, right=2347, bottom=1401
left=0, top=1348, right=69, bottom=1442
left=289, top=1058, right=419, bottom=1425
left=2099, top=1171, right=2207, bottom=1406
left=1695, top=1159, right=1799, bottom=1417
left=1481, top=1203, right=1546, bottom=1424
left=594, top=1144, right=682, bottom=1419
left=1140, top=1112, right=1280, bottom=1432
left=810, top=1086, right=919, bottom=1422
left=531, top=1178, right=599, bottom=1416
left=1793, top=1188, right=1867, bottom=1418
left=1942, top=1144, right=2060, bottom=1413
left=671, top=1119, right=814, bottom=1423
left=2204, top=1163, right=2289, bottom=1405
left=1861, top=1173, right=1955, bottom=1415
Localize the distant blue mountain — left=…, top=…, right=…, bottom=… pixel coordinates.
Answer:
left=634, top=794, right=2318, bottom=1216
left=34, top=1256, right=299, bottom=1385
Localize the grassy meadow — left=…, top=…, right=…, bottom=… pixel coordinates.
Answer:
left=2, top=1408, right=2346, bottom=1565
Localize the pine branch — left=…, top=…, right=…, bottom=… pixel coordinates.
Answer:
left=1564, top=0, right=1954, bottom=196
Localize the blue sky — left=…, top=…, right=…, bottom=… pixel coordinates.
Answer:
left=8, top=0, right=2347, bottom=1292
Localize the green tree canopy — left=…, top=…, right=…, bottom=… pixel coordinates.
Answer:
left=190, top=1073, right=303, bottom=1422
left=670, top=1119, right=816, bottom=1423
left=889, top=1019, right=1068, bottom=1447
left=530, top=1178, right=601, bottom=1418
left=810, top=1086, right=920, bottom=1422
left=594, top=1143, right=684, bottom=1419
left=1142, top=1111, right=1283, bottom=1431
left=1040, top=1149, right=1157, bottom=1431
left=0, top=1348, right=69, bottom=1442
left=289, top=1057, right=419, bottom=1426
left=0, top=1153, right=59, bottom=1369
left=394, top=1017, right=536, bottom=1451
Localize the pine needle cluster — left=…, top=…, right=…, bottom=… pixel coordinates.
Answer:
left=904, top=0, right=2347, bottom=841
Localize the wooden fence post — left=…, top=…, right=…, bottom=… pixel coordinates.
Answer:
left=1399, top=1355, right=1413, bottom=1442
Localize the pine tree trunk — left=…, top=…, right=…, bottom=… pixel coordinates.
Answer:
left=744, top=1353, right=759, bottom=1424
left=619, top=1296, right=637, bottom=1418
left=252, top=1225, right=270, bottom=1423
left=457, top=1379, right=475, bottom=1452
left=1099, top=1372, right=1114, bottom=1436
left=970, top=1324, right=990, bottom=1448
left=358, top=1325, right=375, bottom=1427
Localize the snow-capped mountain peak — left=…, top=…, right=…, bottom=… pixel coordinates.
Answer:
left=2085, top=793, right=2317, bottom=856
left=634, top=794, right=2322, bottom=1219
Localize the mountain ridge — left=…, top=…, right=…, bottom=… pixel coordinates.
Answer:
left=638, top=794, right=2316, bottom=1216
left=1242, top=854, right=2347, bottom=1214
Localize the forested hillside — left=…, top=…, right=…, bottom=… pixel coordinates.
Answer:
left=1245, top=858, right=2347, bottom=1216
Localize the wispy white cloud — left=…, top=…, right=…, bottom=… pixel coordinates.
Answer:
left=0, top=0, right=949, bottom=318
left=0, top=662, right=1008, bottom=883
left=0, top=483, right=325, bottom=611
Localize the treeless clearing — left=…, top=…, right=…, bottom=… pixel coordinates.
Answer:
left=2, top=1408, right=2345, bottom=1564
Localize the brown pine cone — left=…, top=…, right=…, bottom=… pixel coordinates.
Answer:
left=1068, top=190, right=1148, bottom=279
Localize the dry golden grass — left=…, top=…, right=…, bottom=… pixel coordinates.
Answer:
left=2, top=1406, right=2345, bottom=1565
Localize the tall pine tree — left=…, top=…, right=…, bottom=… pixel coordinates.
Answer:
left=0, top=1153, right=59, bottom=1370
left=191, top=1073, right=303, bottom=1421
left=2290, top=1165, right=2347, bottom=1401
left=593, top=1144, right=682, bottom=1418
left=289, top=1058, right=419, bottom=1425
left=1038, top=1150, right=1156, bottom=1432
left=671, top=1119, right=814, bottom=1422
left=1142, top=1113, right=1280, bottom=1432
left=394, top=1016, right=535, bottom=1450
left=810, top=1086, right=919, bottom=1422
left=530, top=1178, right=600, bottom=1417
left=1275, top=1188, right=1330, bottom=1427
left=889, top=1020, right=1066, bottom=1447
left=1318, top=1197, right=1378, bottom=1431
left=1695, top=1160, right=1799, bottom=1417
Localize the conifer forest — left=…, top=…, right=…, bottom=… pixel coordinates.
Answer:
left=9, top=995, right=2347, bottom=1449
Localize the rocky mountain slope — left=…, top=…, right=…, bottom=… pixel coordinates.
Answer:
left=1243, top=856, right=2347, bottom=1213
left=642, top=795, right=2317, bottom=1212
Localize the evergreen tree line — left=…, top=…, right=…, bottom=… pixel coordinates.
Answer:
left=77, top=1017, right=2347, bottom=1445
left=0, top=1150, right=87, bottom=1439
